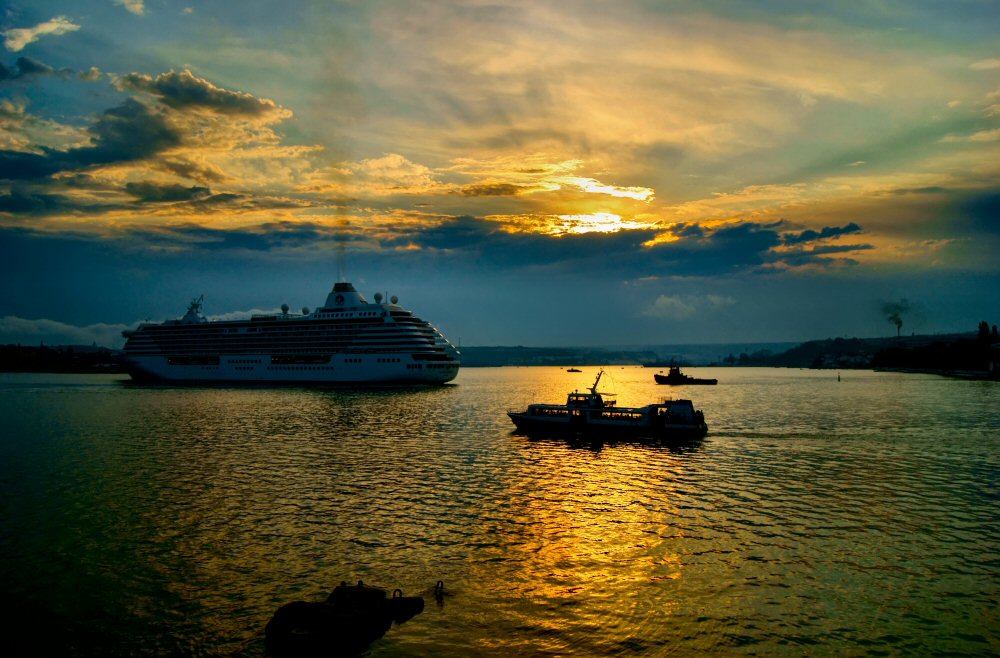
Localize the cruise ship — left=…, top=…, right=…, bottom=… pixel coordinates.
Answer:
left=120, top=282, right=460, bottom=384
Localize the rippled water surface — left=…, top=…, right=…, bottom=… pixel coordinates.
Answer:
left=1, top=367, right=998, bottom=656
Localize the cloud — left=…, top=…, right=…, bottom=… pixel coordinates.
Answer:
left=0, top=99, right=91, bottom=153
left=782, top=222, right=862, bottom=245
left=116, top=69, right=291, bottom=119
left=941, top=128, right=1000, bottom=143
left=642, top=221, right=784, bottom=275
left=310, top=153, right=450, bottom=196
left=0, top=316, right=129, bottom=348
left=0, top=56, right=89, bottom=83
left=970, top=58, right=1000, bottom=70
left=78, top=67, right=102, bottom=82
left=643, top=294, right=736, bottom=320
left=0, top=188, right=72, bottom=214
left=456, top=182, right=532, bottom=197
left=124, top=181, right=211, bottom=202
left=776, top=243, right=874, bottom=269
left=0, top=68, right=308, bottom=222
left=3, top=17, right=80, bottom=52
left=123, top=221, right=335, bottom=252
left=115, top=0, right=146, bottom=16
left=0, top=57, right=67, bottom=82
left=0, top=98, right=180, bottom=180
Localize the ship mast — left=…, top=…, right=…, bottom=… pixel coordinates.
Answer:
left=589, top=369, right=603, bottom=395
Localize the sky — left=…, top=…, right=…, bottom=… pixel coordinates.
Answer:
left=1, top=0, right=998, bottom=348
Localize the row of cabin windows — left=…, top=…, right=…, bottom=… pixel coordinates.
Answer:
left=143, top=344, right=435, bottom=354
left=142, top=330, right=435, bottom=341
left=143, top=323, right=410, bottom=338
left=315, top=311, right=385, bottom=319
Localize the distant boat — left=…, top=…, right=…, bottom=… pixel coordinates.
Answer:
left=566, top=367, right=582, bottom=372
left=508, top=370, right=708, bottom=440
left=654, top=366, right=718, bottom=386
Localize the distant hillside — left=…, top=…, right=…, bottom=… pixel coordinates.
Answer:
left=747, top=329, right=999, bottom=379
left=458, top=345, right=658, bottom=367
left=459, top=326, right=999, bottom=378
left=3, top=325, right=996, bottom=379
left=0, top=344, right=126, bottom=373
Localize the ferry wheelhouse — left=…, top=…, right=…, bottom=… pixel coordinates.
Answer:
left=120, top=282, right=460, bottom=384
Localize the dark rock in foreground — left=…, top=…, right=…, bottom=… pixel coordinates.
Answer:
left=265, top=580, right=426, bottom=657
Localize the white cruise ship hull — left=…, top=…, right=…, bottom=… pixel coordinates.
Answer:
left=125, top=353, right=459, bottom=384
left=121, top=282, right=461, bottom=385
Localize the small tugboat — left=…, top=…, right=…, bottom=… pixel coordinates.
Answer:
left=508, top=370, right=707, bottom=440
left=654, top=366, right=718, bottom=385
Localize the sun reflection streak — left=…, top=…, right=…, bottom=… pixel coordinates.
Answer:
left=468, top=367, right=694, bottom=653
left=472, top=435, right=688, bottom=653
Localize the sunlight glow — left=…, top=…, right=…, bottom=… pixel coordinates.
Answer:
left=554, top=212, right=657, bottom=235
left=558, top=177, right=655, bottom=201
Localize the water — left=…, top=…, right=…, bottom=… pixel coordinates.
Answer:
left=1, top=367, right=997, bottom=656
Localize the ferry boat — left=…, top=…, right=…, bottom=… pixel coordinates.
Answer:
left=120, top=282, right=460, bottom=384
left=507, top=371, right=708, bottom=440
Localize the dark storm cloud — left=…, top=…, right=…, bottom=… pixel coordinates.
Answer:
left=0, top=150, right=60, bottom=180
left=671, top=223, right=705, bottom=238
left=0, top=205, right=872, bottom=279
left=161, top=157, right=228, bottom=183
left=0, top=99, right=180, bottom=181
left=387, top=217, right=791, bottom=277
left=648, top=221, right=785, bottom=275
left=383, top=217, right=869, bottom=277
left=779, top=243, right=874, bottom=267
left=782, top=222, right=862, bottom=245
left=75, top=98, right=180, bottom=164
left=116, top=70, right=286, bottom=117
left=456, top=183, right=531, bottom=196
left=395, top=215, right=500, bottom=250
left=125, top=221, right=335, bottom=252
left=0, top=188, right=70, bottom=213
left=380, top=215, right=652, bottom=270
left=124, top=182, right=211, bottom=202
left=0, top=56, right=69, bottom=82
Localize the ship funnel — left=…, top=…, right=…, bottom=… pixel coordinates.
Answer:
left=323, top=281, right=367, bottom=308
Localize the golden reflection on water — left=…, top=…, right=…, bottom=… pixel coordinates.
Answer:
left=459, top=367, right=696, bottom=654
left=1, top=369, right=997, bottom=656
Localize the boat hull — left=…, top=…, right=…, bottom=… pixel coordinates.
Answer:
left=507, top=412, right=707, bottom=440
left=124, top=353, right=459, bottom=385
left=653, top=374, right=718, bottom=385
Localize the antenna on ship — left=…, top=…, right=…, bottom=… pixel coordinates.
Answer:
left=335, top=218, right=349, bottom=282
